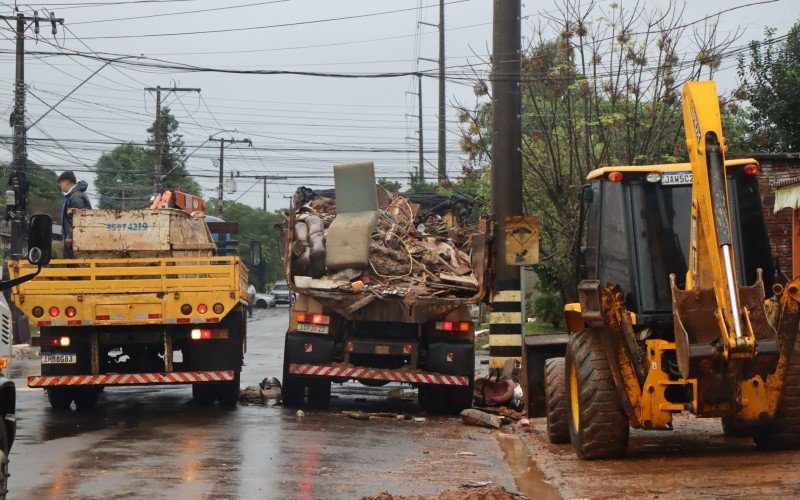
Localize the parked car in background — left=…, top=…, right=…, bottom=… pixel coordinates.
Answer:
left=253, top=292, right=276, bottom=309
left=271, top=281, right=291, bottom=305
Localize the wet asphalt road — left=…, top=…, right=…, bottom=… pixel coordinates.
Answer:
left=7, top=308, right=521, bottom=499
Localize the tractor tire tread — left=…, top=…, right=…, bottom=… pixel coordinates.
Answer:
left=567, top=329, right=629, bottom=459
left=755, top=334, right=800, bottom=448
left=545, top=357, right=569, bottom=443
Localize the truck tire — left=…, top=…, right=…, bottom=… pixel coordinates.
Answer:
left=216, top=372, right=241, bottom=408
left=192, top=384, right=216, bottom=406
left=307, top=379, right=331, bottom=408
left=73, top=388, right=101, bottom=410
left=753, top=334, right=800, bottom=449
left=46, top=388, right=73, bottom=411
left=446, top=386, right=473, bottom=415
left=419, top=385, right=447, bottom=414
left=282, top=351, right=305, bottom=407
left=545, top=357, right=570, bottom=444
left=566, top=329, right=629, bottom=459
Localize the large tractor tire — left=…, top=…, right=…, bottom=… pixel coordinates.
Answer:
left=753, top=335, right=800, bottom=449
left=566, top=329, right=629, bottom=459
left=545, top=357, right=570, bottom=444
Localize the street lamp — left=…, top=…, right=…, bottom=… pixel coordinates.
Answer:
left=116, top=178, right=126, bottom=209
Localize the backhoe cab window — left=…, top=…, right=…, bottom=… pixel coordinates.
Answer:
left=586, top=171, right=773, bottom=317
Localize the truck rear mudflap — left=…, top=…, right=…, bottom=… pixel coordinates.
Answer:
left=289, top=363, right=469, bottom=386
left=28, top=370, right=234, bottom=388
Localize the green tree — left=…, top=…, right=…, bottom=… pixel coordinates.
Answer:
left=205, top=198, right=284, bottom=290
left=377, top=178, right=402, bottom=193
left=147, top=106, right=201, bottom=194
left=738, top=24, right=800, bottom=151
left=94, top=144, right=152, bottom=209
left=95, top=108, right=201, bottom=208
left=457, top=1, right=741, bottom=301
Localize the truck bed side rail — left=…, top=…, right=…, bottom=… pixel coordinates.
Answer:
left=9, top=257, right=248, bottom=295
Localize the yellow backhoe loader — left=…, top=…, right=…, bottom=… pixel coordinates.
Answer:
left=546, top=80, right=800, bottom=459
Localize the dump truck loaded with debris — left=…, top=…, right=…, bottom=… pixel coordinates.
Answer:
left=282, top=162, right=491, bottom=413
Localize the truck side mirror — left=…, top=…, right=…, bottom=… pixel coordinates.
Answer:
left=27, top=214, right=53, bottom=267
left=249, top=240, right=262, bottom=267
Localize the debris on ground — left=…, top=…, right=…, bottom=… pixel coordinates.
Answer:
left=238, top=377, right=283, bottom=405
left=473, top=377, right=516, bottom=406
left=12, top=343, right=39, bottom=359
left=343, top=410, right=372, bottom=421
left=296, top=410, right=305, bottom=418
left=460, top=408, right=503, bottom=429
left=361, top=485, right=523, bottom=500
left=288, top=183, right=483, bottom=301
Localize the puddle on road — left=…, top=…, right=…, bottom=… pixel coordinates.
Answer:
left=497, top=434, right=561, bottom=500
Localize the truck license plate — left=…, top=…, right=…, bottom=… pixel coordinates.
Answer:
left=661, top=171, right=692, bottom=185
left=297, top=323, right=329, bottom=334
left=42, top=353, right=77, bottom=364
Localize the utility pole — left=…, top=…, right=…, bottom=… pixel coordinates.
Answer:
left=144, top=86, right=200, bottom=192
left=418, top=75, right=424, bottom=181
left=404, top=74, right=425, bottom=182
left=419, top=0, right=445, bottom=185
left=254, top=175, right=288, bottom=211
left=208, top=137, right=251, bottom=215
left=2, top=10, right=63, bottom=257
left=489, top=0, right=523, bottom=371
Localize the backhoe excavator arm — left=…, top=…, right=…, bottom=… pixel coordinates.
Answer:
left=672, top=81, right=778, bottom=380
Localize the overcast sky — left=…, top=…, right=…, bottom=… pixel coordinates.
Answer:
left=1, top=0, right=798, bottom=211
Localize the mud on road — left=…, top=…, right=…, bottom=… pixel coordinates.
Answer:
left=519, top=413, right=800, bottom=498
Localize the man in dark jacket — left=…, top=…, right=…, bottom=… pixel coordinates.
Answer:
left=58, top=170, right=92, bottom=258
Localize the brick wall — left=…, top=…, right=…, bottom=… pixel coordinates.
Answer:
left=752, top=153, right=800, bottom=273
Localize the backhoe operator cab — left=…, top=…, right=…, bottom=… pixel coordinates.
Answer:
left=568, top=160, right=773, bottom=331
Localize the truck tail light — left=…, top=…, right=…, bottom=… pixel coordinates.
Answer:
left=65, top=307, right=77, bottom=318
left=608, top=171, right=624, bottom=182
left=436, top=321, right=471, bottom=332
left=296, top=313, right=330, bottom=325
left=48, top=307, right=59, bottom=318
left=190, top=329, right=228, bottom=340
left=213, top=303, right=224, bottom=314
left=40, top=336, right=71, bottom=347
left=181, top=304, right=192, bottom=315
left=32, top=306, right=44, bottom=318
left=197, top=304, right=208, bottom=314
left=744, top=164, right=758, bottom=175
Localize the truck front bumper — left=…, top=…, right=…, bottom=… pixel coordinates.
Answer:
left=289, top=363, right=469, bottom=386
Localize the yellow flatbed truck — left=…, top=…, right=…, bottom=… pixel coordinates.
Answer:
left=8, top=202, right=250, bottom=409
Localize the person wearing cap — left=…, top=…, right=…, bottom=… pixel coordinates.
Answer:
left=57, top=170, right=92, bottom=258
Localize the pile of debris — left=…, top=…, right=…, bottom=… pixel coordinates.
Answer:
left=288, top=185, right=482, bottom=301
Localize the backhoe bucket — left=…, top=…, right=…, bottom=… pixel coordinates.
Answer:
left=671, top=270, right=779, bottom=381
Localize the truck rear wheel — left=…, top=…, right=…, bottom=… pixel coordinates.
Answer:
left=307, top=379, right=331, bottom=408
left=73, top=388, right=101, bottom=410
left=46, top=388, right=73, bottom=411
left=419, top=385, right=447, bottom=414
left=545, top=357, right=570, bottom=444
left=566, top=329, right=629, bottom=459
left=192, top=384, right=216, bottom=406
left=281, top=352, right=305, bottom=407
left=216, top=372, right=241, bottom=408
left=753, top=335, right=800, bottom=449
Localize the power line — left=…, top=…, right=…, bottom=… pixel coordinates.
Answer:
left=61, top=0, right=472, bottom=40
